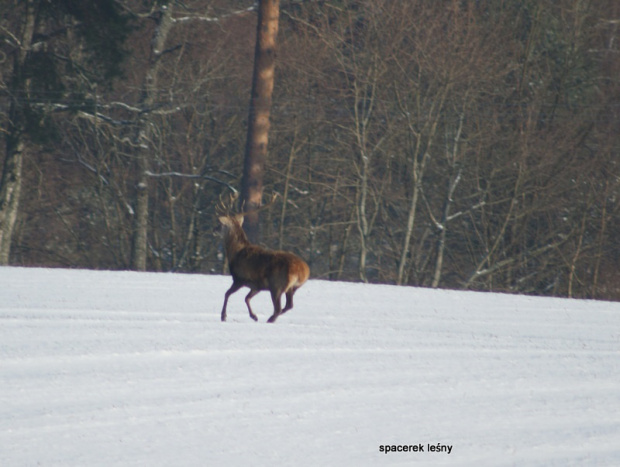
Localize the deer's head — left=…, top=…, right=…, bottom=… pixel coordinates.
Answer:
left=215, top=191, right=278, bottom=244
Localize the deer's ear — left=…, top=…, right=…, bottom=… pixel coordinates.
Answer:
left=235, top=214, right=245, bottom=226
left=218, top=216, right=231, bottom=226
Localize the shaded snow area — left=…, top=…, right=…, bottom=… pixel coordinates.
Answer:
left=1, top=266, right=620, bottom=466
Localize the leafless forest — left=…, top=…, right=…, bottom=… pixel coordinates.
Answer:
left=2, top=0, right=620, bottom=299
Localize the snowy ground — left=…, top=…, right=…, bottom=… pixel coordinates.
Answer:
left=1, top=266, right=619, bottom=466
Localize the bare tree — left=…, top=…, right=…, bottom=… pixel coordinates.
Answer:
left=0, top=0, right=36, bottom=264
left=0, top=0, right=129, bottom=264
left=130, top=3, right=175, bottom=271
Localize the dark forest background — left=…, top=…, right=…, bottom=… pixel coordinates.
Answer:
left=2, top=0, right=620, bottom=300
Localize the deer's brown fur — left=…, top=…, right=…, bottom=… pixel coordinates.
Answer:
left=218, top=212, right=309, bottom=323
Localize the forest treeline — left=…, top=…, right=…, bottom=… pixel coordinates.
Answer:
left=2, top=0, right=620, bottom=299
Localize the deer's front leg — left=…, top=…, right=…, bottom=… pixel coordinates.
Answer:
left=221, top=282, right=242, bottom=322
left=245, top=289, right=260, bottom=321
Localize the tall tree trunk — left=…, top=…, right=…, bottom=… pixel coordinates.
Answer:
left=130, top=153, right=150, bottom=271
left=0, top=0, right=37, bottom=264
left=395, top=85, right=449, bottom=285
left=130, top=3, right=173, bottom=270
left=0, top=137, right=24, bottom=264
left=396, top=145, right=425, bottom=286
left=431, top=168, right=461, bottom=288
left=278, top=128, right=299, bottom=250
left=431, top=112, right=465, bottom=288
left=241, top=0, right=280, bottom=243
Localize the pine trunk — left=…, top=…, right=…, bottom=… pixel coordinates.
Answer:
left=241, top=0, right=280, bottom=243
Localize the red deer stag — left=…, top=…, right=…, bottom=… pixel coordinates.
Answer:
left=217, top=193, right=310, bottom=323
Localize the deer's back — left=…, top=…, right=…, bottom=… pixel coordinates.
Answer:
left=230, top=245, right=309, bottom=291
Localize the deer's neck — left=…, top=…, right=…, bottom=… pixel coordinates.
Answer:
left=224, top=222, right=251, bottom=259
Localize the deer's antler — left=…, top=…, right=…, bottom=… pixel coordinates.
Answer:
left=240, top=192, right=279, bottom=217
left=216, top=192, right=240, bottom=217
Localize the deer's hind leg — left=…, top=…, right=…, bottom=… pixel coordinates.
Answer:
left=267, top=289, right=283, bottom=323
left=281, top=288, right=296, bottom=315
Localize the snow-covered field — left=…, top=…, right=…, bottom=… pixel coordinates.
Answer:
left=1, top=266, right=619, bottom=466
